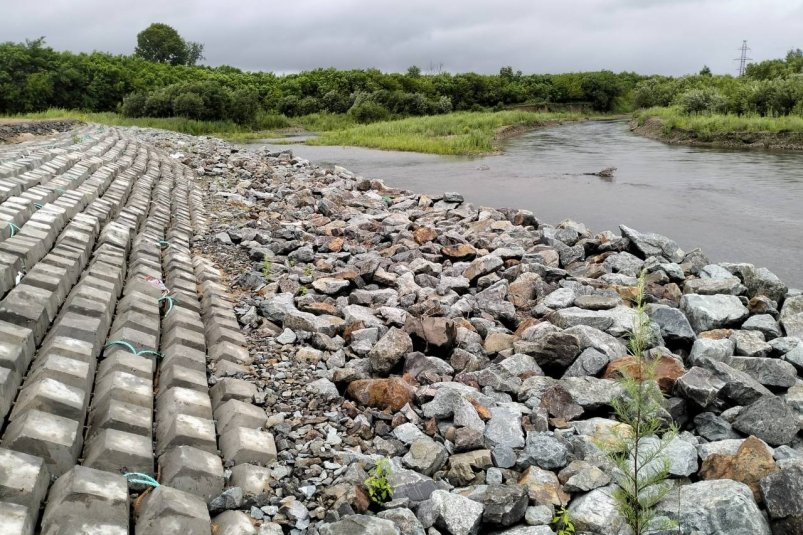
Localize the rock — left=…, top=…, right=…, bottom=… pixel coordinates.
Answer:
left=390, top=461, right=441, bottom=502
left=603, top=251, right=644, bottom=277
left=567, top=485, right=629, bottom=535
left=402, top=439, right=448, bottom=477
left=655, top=479, right=770, bottom=535
left=312, top=277, right=351, bottom=295
left=508, top=273, right=541, bottom=308
left=541, top=288, right=575, bottom=309
left=729, top=356, right=797, bottom=388
left=447, top=450, right=492, bottom=486
left=413, top=227, right=438, bottom=244
left=558, top=460, right=611, bottom=492
left=733, top=396, right=799, bottom=446
left=519, top=432, right=570, bottom=470
left=561, top=377, right=622, bottom=410
left=429, top=490, right=484, bottom=535
left=642, top=435, right=698, bottom=477
left=307, top=378, right=340, bottom=399
left=393, top=423, right=427, bottom=445
left=730, top=329, right=772, bottom=358
left=377, top=508, right=425, bottom=535
left=346, top=378, right=415, bottom=411
left=369, top=328, right=414, bottom=374
left=705, top=359, right=773, bottom=405
left=563, top=348, right=610, bottom=378
left=472, top=484, right=528, bottom=527
left=524, top=505, right=553, bottom=526
left=275, top=328, right=297, bottom=345
left=483, top=332, right=516, bottom=354
left=646, top=303, right=696, bottom=345
left=675, top=367, right=725, bottom=408
left=209, top=487, right=244, bottom=513
left=319, top=515, right=400, bottom=535
left=484, top=406, right=525, bottom=449
left=539, top=385, right=583, bottom=421
left=742, top=314, right=783, bottom=340
left=463, top=255, right=504, bottom=282
left=781, top=295, right=803, bottom=339
left=680, top=294, right=749, bottom=332
left=620, top=224, right=684, bottom=262
left=514, top=331, right=581, bottom=370
left=603, top=355, right=685, bottom=394
left=694, top=412, right=740, bottom=441
left=441, top=244, right=478, bottom=261
left=574, top=295, right=620, bottom=310
left=700, top=435, right=779, bottom=501
left=735, top=265, right=788, bottom=303
left=760, top=465, right=803, bottom=527
left=518, top=466, right=569, bottom=506
left=404, top=316, right=456, bottom=353
left=688, top=338, right=734, bottom=366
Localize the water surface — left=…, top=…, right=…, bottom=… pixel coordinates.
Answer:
left=253, top=121, right=803, bottom=287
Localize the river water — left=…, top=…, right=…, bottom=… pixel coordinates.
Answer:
left=252, top=121, right=803, bottom=287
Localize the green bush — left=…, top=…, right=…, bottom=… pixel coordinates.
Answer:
left=143, top=90, right=173, bottom=117
left=296, top=96, right=322, bottom=116
left=678, top=88, right=727, bottom=115
left=633, top=79, right=675, bottom=109
left=172, top=92, right=205, bottom=119
left=228, top=88, right=259, bottom=125
left=121, top=92, right=147, bottom=117
left=349, top=100, right=390, bottom=123
left=277, top=95, right=300, bottom=117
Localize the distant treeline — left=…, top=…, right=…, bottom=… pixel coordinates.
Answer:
left=1, top=38, right=801, bottom=125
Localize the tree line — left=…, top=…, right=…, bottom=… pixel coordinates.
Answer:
left=0, top=31, right=801, bottom=126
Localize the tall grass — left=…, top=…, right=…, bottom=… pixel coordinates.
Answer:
left=636, top=106, right=803, bottom=134
left=310, top=111, right=585, bottom=155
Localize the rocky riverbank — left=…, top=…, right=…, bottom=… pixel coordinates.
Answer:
left=0, top=119, right=82, bottom=143
left=134, top=126, right=803, bottom=535
left=631, top=116, right=803, bottom=151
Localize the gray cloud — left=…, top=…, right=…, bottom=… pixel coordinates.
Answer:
left=1, top=0, right=801, bottom=75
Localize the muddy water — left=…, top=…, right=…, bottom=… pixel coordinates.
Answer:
left=253, top=121, right=803, bottom=287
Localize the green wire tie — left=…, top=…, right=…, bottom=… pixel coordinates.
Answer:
left=104, top=340, right=161, bottom=358
left=8, top=223, right=20, bottom=237
left=55, top=188, right=66, bottom=195
left=33, top=203, right=43, bottom=210
left=158, top=295, right=175, bottom=315
left=158, top=239, right=170, bottom=249
left=123, top=472, right=160, bottom=488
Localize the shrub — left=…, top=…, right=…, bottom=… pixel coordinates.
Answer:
left=678, top=88, right=727, bottom=115
left=349, top=100, right=390, bottom=123
left=172, top=92, right=205, bottom=119
left=296, top=96, right=322, bottom=116
left=431, top=95, right=453, bottom=115
left=633, top=79, right=675, bottom=109
left=228, top=88, right=259, bottom=125
left=121, top=91, right=147, bottom=117
left=364, top=459, right=394, bottom=505
left=321, top=90, right=351, bottom=114
left=143, top=90, right=173, bottom=117
left=277, top=95, right=300, bottom=117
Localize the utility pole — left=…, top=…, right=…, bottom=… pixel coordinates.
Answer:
left=734, top=40, right=752, bottom=76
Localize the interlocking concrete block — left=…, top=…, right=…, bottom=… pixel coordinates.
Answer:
left=10, top=377, right=87, bottom=421
left=135, top=485, right=211, bottom=535
left=156, top=414, right=217, bottom=456
left=94, top=370, right=153, bottom=409
left=83, top=428, right=153, bottom=475
left=212, top=510, right=256, bottom=535
left=0, top=319, right=35, bottom=374
left=37, top=335, right=94, bottom=364
left=162, top=326, right=206, bottom=353
left=206, top=321, right=248, bottom=348
left=0, top=284, right=58, bottom=344
left=96, top=352, right=154, bottom=380
left=161, top=346, right=207, bottom=373
left=219, top=428, right=277, bottom=466
left=159, top=445, right=224, bottom=502
left=0, top=447, right=50, bottom=516
left=157, top=387, right=214, bottom=421
left=1, top=409, right=81, bottom=477
left=0, top=502, right=33, bottom=535
left=229, top=464, right=271, bottom=497
left=214, top=400, right=267, bottom=436
left=88, top=397, right=152, bottom=437
left=27, top=353, right=93, bottom=391
left=159, top=362, right=207, bottom=392
left=0, top=367, right=22, bottom=419
left=210, top=378, right=258, bottom=409
left=40, top=465, right=128, bottom=535
left=209, top=342, right=253, bottom=366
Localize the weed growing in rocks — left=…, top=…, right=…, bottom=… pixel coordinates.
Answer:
left=552, top=506, right=576, bottom=535
left=606, top=272, right=678, bottom=534
left=262, top=258, right=272, bottom=281
left=364, top=459, right=394, bottom=505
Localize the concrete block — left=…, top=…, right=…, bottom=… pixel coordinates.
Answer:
left=219, top=428, right=277, bottom=466
left=210, top=378, right=258, bottom=409
left=212, top=510, right=256, bottom=535
left=209, top=342, right=253, bottom=366
left=88, top=397, right=152, bottom=437
left=0, top=447, right=50, bottom=514
left=96, top=352, right=154, bottom=380
left=0, top=502, right=33, bottom=535
left=1, top=409, right=81, bottom=477
left=213, top=399, right=267, bottom=436
left=229, top=464, right=271, bottom=497
left=157, top=387, right=213, bottom=421
left=40, top=465, right=128, bottom=535
left=159, top=362, right=207, bottom=392
left=135, top=485, right=211, bottom=535
left=27, top=354, right=93, bottom=391
left=10, top=377, right=87, bottom=422
left=156, top=414, right=217, bottom=455
left=94, top=370, right=153, bottom=409
left=83, top=428, right=153, bottom=475
left=161, top=346, right=207, bottom=373
left=159, top=445, right=224, bottom=502
left=0, top=319, right=35, bottom=375
left=0, top=367, right=22, bottom=419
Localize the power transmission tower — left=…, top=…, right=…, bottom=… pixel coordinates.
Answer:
left=734, top=40, right=752, bottom=76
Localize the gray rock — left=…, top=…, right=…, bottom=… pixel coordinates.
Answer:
left=559, top=460, right=611, bottom=492
left=393, top=423, right=427, bottom=445
left=541, top=288, right=575, bottom=309
left=484, top=406, right=525, bottom=449
left=369, top=327, right=413, bottom=374
left=402, top=439, right=448, bottom=477
left=688, top=338, right=734, bottom=366
left=307, top=378, right=340, bottom=399
left=443, top=192, right=464, bottom=203
left=675, top=367, right=725, bottom=408
left=562, top=377, right=623, bottom=410
left=784, top=344, right=803, bottom=373
left=491, top=445, right=517, bottom=469
left=564, top=325, right=628, bottom=360
left=680, top=294, right=749, bottom=332
left=641, top=436, right=698, bottom=477
left=742, top=314, right=783, bottom=340
left=473, top=484, right=528, bottom=527
left=733, top=396, right=799, bottom=446
left=603, top=251, right=644, bottom=277
left=463, top=255, right=504, bottom=282
left=574, top=295, right=621, bottom=311
left=568, top=485, right=630, bottom=535
left=781, top=295, right=803, bottom=339
left=620, top=224, right=684, bottom=262
left=524, top=505, right=553, bottom=526
left=377, top=508, right=425, bottom=535
left=730, top=330, right=772, bottom=358
left=312, top=277, right=351, bottom=295
left=390, top=461, right=441, bottom=503
left=275, top=328, right=297, bottom=345
left=646, top=303, right=696, bottom=345
left=562, top=347, right=610, bottom=377
left=655, top=479, right=770, bottom=535
left=705, top=359, right=773, bottom=405
left=729, top=356, right=797, bottom=388
left=514, top=331, right=581, bottom=369
left=493, top=527, right=553, bottom=535
left=519, top=432, right=570, bottom=470
left=760, top=464, right=803, bottom=521
left=319, top=515, right=400, bottom=535
left=209, top=487, right=244, bottom=513
left=429, top=490, right=484, bottom=535
left=731, top=264, right=788, bottom=303
left=694, top=412, right=740, bottom=441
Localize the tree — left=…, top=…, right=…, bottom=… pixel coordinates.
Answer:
left=699, top=65, right=712, bottom=76
left=135, top=23, right=203, bottom=66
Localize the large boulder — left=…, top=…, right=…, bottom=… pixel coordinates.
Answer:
left=369, top=328, right=413, bottom=374
left=646, top=303, right=696, bottom=346
left=620, top=224, right=684, bottom=263
left=680, top=294, right=749, bottom=332
left=700, top=435, right=778, bottom=501
left=732, top=396, right=799, bottom=446
left=428, top=490, right=485, bottom=535
left=346, top=378, right=415, bottom=411
left=404, top=316, right=456, bottom=354
left=567, top=485, right=630, bottom=535
left=319, top=516, right=399, bottom=535
left=760, top=465, right=803, bottom=533
left=781, top=295, right=803, bottom=339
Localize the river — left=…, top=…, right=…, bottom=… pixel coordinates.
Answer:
left=252, top=120, right=803, bottom=287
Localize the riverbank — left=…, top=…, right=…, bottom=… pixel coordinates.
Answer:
left=632, top=107, right=803, bottom=150
left=308, top=111, right=587, bottom=155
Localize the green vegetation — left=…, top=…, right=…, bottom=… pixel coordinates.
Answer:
left=364, top=459, right=394, bottom=505
left=261, top=258, right=273, bottom=282
left=135, top=23, right=204, bottom=66
left=311, top=110, right=584, bottom=155
left=636, top=106, right=803, bottom=135
left=552, top=506, right=576, bottom=535
left=604, top=273, right=678, bottom=535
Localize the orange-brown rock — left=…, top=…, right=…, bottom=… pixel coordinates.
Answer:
left=518, top=466, right=570, bottom=506
left=469, top=398, right=492, bottom=421
left=345, top=377, right=416, bottom=411
left=413, top=227, right=438, bottom=244
left=514, top=318, right=542, bottom=337
left=332, top=270, right=359, bottom=281
left=299, top=301, right=339, bottom=316
left=343, top=321, right=365, bottom=342
left=699, top=435, right=778, bottom=502
left=441, top=243, right=478, bottom=261
left=699, top=329, right=734, bottom=340
left=603, top=355, right=685, bottom=394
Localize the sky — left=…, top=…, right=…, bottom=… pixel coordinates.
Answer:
left=1, top=0, right=802, bottom=76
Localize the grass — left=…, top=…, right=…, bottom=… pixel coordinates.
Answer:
left=309, top=110, right=586, bottom=155
left=635, top=106, right=803, bottom=135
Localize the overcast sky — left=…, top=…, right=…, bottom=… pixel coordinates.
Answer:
left=2, top=0, right=802, bottom=76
